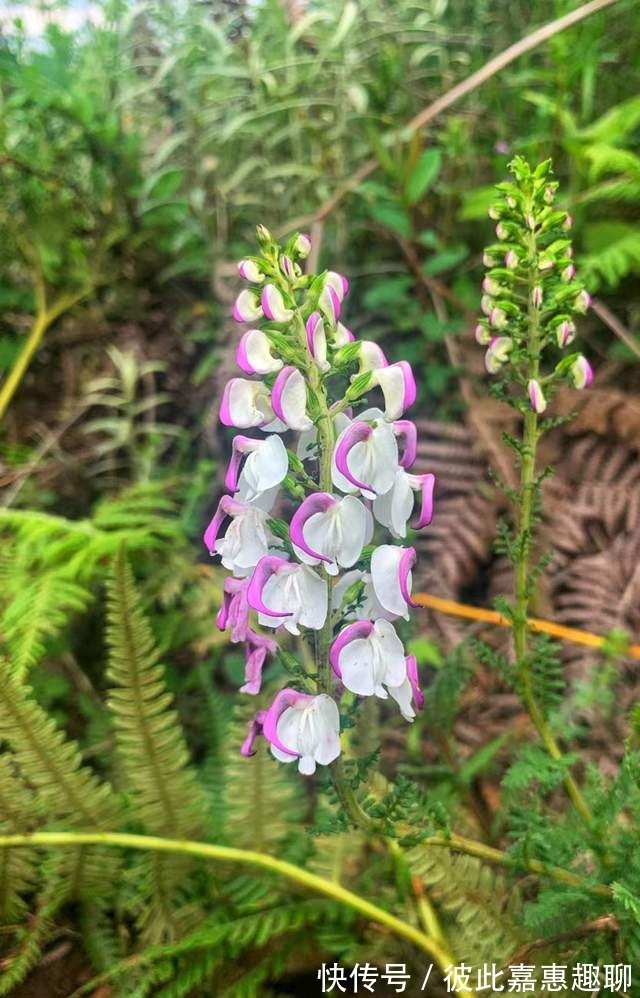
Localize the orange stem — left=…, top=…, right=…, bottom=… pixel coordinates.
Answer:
left=413, top=593, right=640, bottom=660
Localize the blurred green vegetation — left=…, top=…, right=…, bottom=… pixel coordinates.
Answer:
left=1, top=1, right=640, bottom=994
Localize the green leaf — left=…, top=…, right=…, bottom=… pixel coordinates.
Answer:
left=406, top=148, right=442, bottom=204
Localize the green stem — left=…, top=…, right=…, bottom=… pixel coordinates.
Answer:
left=513, top=237, right=593, bottom=826
left=0, top=831, right=456, bottom=972
left=0, top=290, right=88, bottom=423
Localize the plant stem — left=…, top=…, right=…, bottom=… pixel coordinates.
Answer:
left=0, top=290, right=88, bottom=423
left=0, top=831, right=458, bottom=973
left=513, top=240, right=593, bottom=826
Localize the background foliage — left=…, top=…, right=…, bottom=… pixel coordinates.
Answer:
left=1, top=0, right=640, bottom=995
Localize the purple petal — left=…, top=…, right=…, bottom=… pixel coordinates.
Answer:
left=329, top=620, right=374, bottom=678
left=406, top=655, right=424, bottom=710
left=224, top=435, right=253, bottom=492
left=246, top=555, right=293, bottom=618
left=219, top=380, right=235, bottom=426
left=235, top=332, right=255, bottom=375
left=399, top=546, right=419, bottom=608
left=270, top=366, right=297, bottom=425
left=203, top=495, right=245, bottom=554
left=398, top=361, right=417, bottom=411
left=334, top=422, right=375, bottom=493
left=262, top=688, right=314, bottom=757
left=393, top=420, right=417, bottom=468
left=413, top=473, right=435, bottom=529
left=305, top=311, right=323, bottom=359
left=241, top=711, right=266, bottom=756
left=289, top=492, right=336, bottom=563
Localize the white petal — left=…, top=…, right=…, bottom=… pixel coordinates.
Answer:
left=373, top=469, right=413, bottom=538
left=370, top=546, right=408, bottom=620
left=340, top=639, right=376, bottom=696
left=388, top=678, right=416, bottom=721
left=370, top=424, right=400, bottom=494
left=244, top=329, right=283, bottom=374
left=241, top=435, right=288, bottom=497
left=298, top=755, right=317, bottom=774
left=337, top=496, right=368, bottom=567
left=280, top=369, right=313, bottom=431
left=297, top=567, right=328, bottom=630
left=372, top=619, right=406, bottom=687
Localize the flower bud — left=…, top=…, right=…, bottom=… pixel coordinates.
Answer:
left=505, top=249, right=519, bottom=270
left=562, top=263, right=575, bottom=282
left=527, top=378, right=547, bottom=414
left=563, top=214, right=573, bottom=230
left=485, top=336, right=513, bottom=373
left=294, top=232, right=312, bottom=258
left=506, top=195, right=517, bottom=210
left=544, top=186, right=555, bottom=204
left=496, top=223, right=509, bottom=240
left=532, top=286, right=543, bottom=308
left=555, top=319, right=576, bottom=348
left=483, top=251, right=496, bottom=267
left=573, top=290, right=591, bottom=314
left=489, top=306, right=507, bottom=330
left=525, top=212, right=536, bottom=230
left=538, top=255, right=554, bottom=271
left=569, top=355, right=593, bottom=390
left=280, top=255, right=296, bottom=280
left=238, top=259, right=264, bottom=283
left=475, top=322, right=491, bottom=345
left=482, top=277, right=501, bottom=296
left=488, top=206, right=501, bottom=220
left=480, top=295, right=493, bottom=316
left=256, top=223, right=272, bottom=245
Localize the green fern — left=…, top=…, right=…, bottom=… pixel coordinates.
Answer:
left=582, top=221, right=640, bottom=289
left=106, top=548, right=206, bottom=940
left=0, top=756, right=37, bottom=922
left=407, top=845, right=523, bottom=966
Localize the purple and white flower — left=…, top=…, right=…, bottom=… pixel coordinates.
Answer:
left=306, top=312, right=330, bottom=372
left=233, top=289, right=263, bottom=323
left=387, top=655, right=424, bottom=722
left=224, top=434, right=289, bottom=502
left=248, top=555, right=328, bottom=635
left=244, top=690, right=340, bottom=775
left=330, top=618, right=406, bottom=699
left=332, top=413, right=399, bottom=498
left=238, top=259, right=264, bottom=284
left=372, top=469, right=435, bottom=537
left=204, top=495, right=277, bottom=577
left=217, top=577, right=251, bottom=642
left=484, top=336, right=513, bottom=374
left=271, top=366, right=313, bottom=431
left=236, top=329, right=283, bottom=375
left=219, top=378, right=274, bottom=428
left=370, top=362, right=416, bottom=421
left=569, top=355, right=593, bottom=390
left=261, top=284, right=293, bottom=322
left=290, top=493, right=372, bottom=575
left=528, top=378, right=547, bottom=414
left=294, top=233, right=312, bottom=258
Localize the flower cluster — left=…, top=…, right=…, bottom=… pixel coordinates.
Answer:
left=205, top=226, right=434, bottom=775
left=475, top=157, right=593, bottom=412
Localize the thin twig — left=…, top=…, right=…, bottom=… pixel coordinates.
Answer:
left=278, top=0, right=622, bottom=235
left=591, top=298, right=640, bottom=361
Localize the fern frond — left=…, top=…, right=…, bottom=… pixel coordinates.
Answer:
left=106, top=549, right=205, bottom=837
left=1, top=569, right=91, bottom=677
left=0, top=663, right=119, bottom=830
left=582, top=222, right=640, bottom=289
left=106, top=549, right=206, bottom=941
left=0, top=756, right=37, bottom=922
left=407, top=845, right=523, bottom=965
